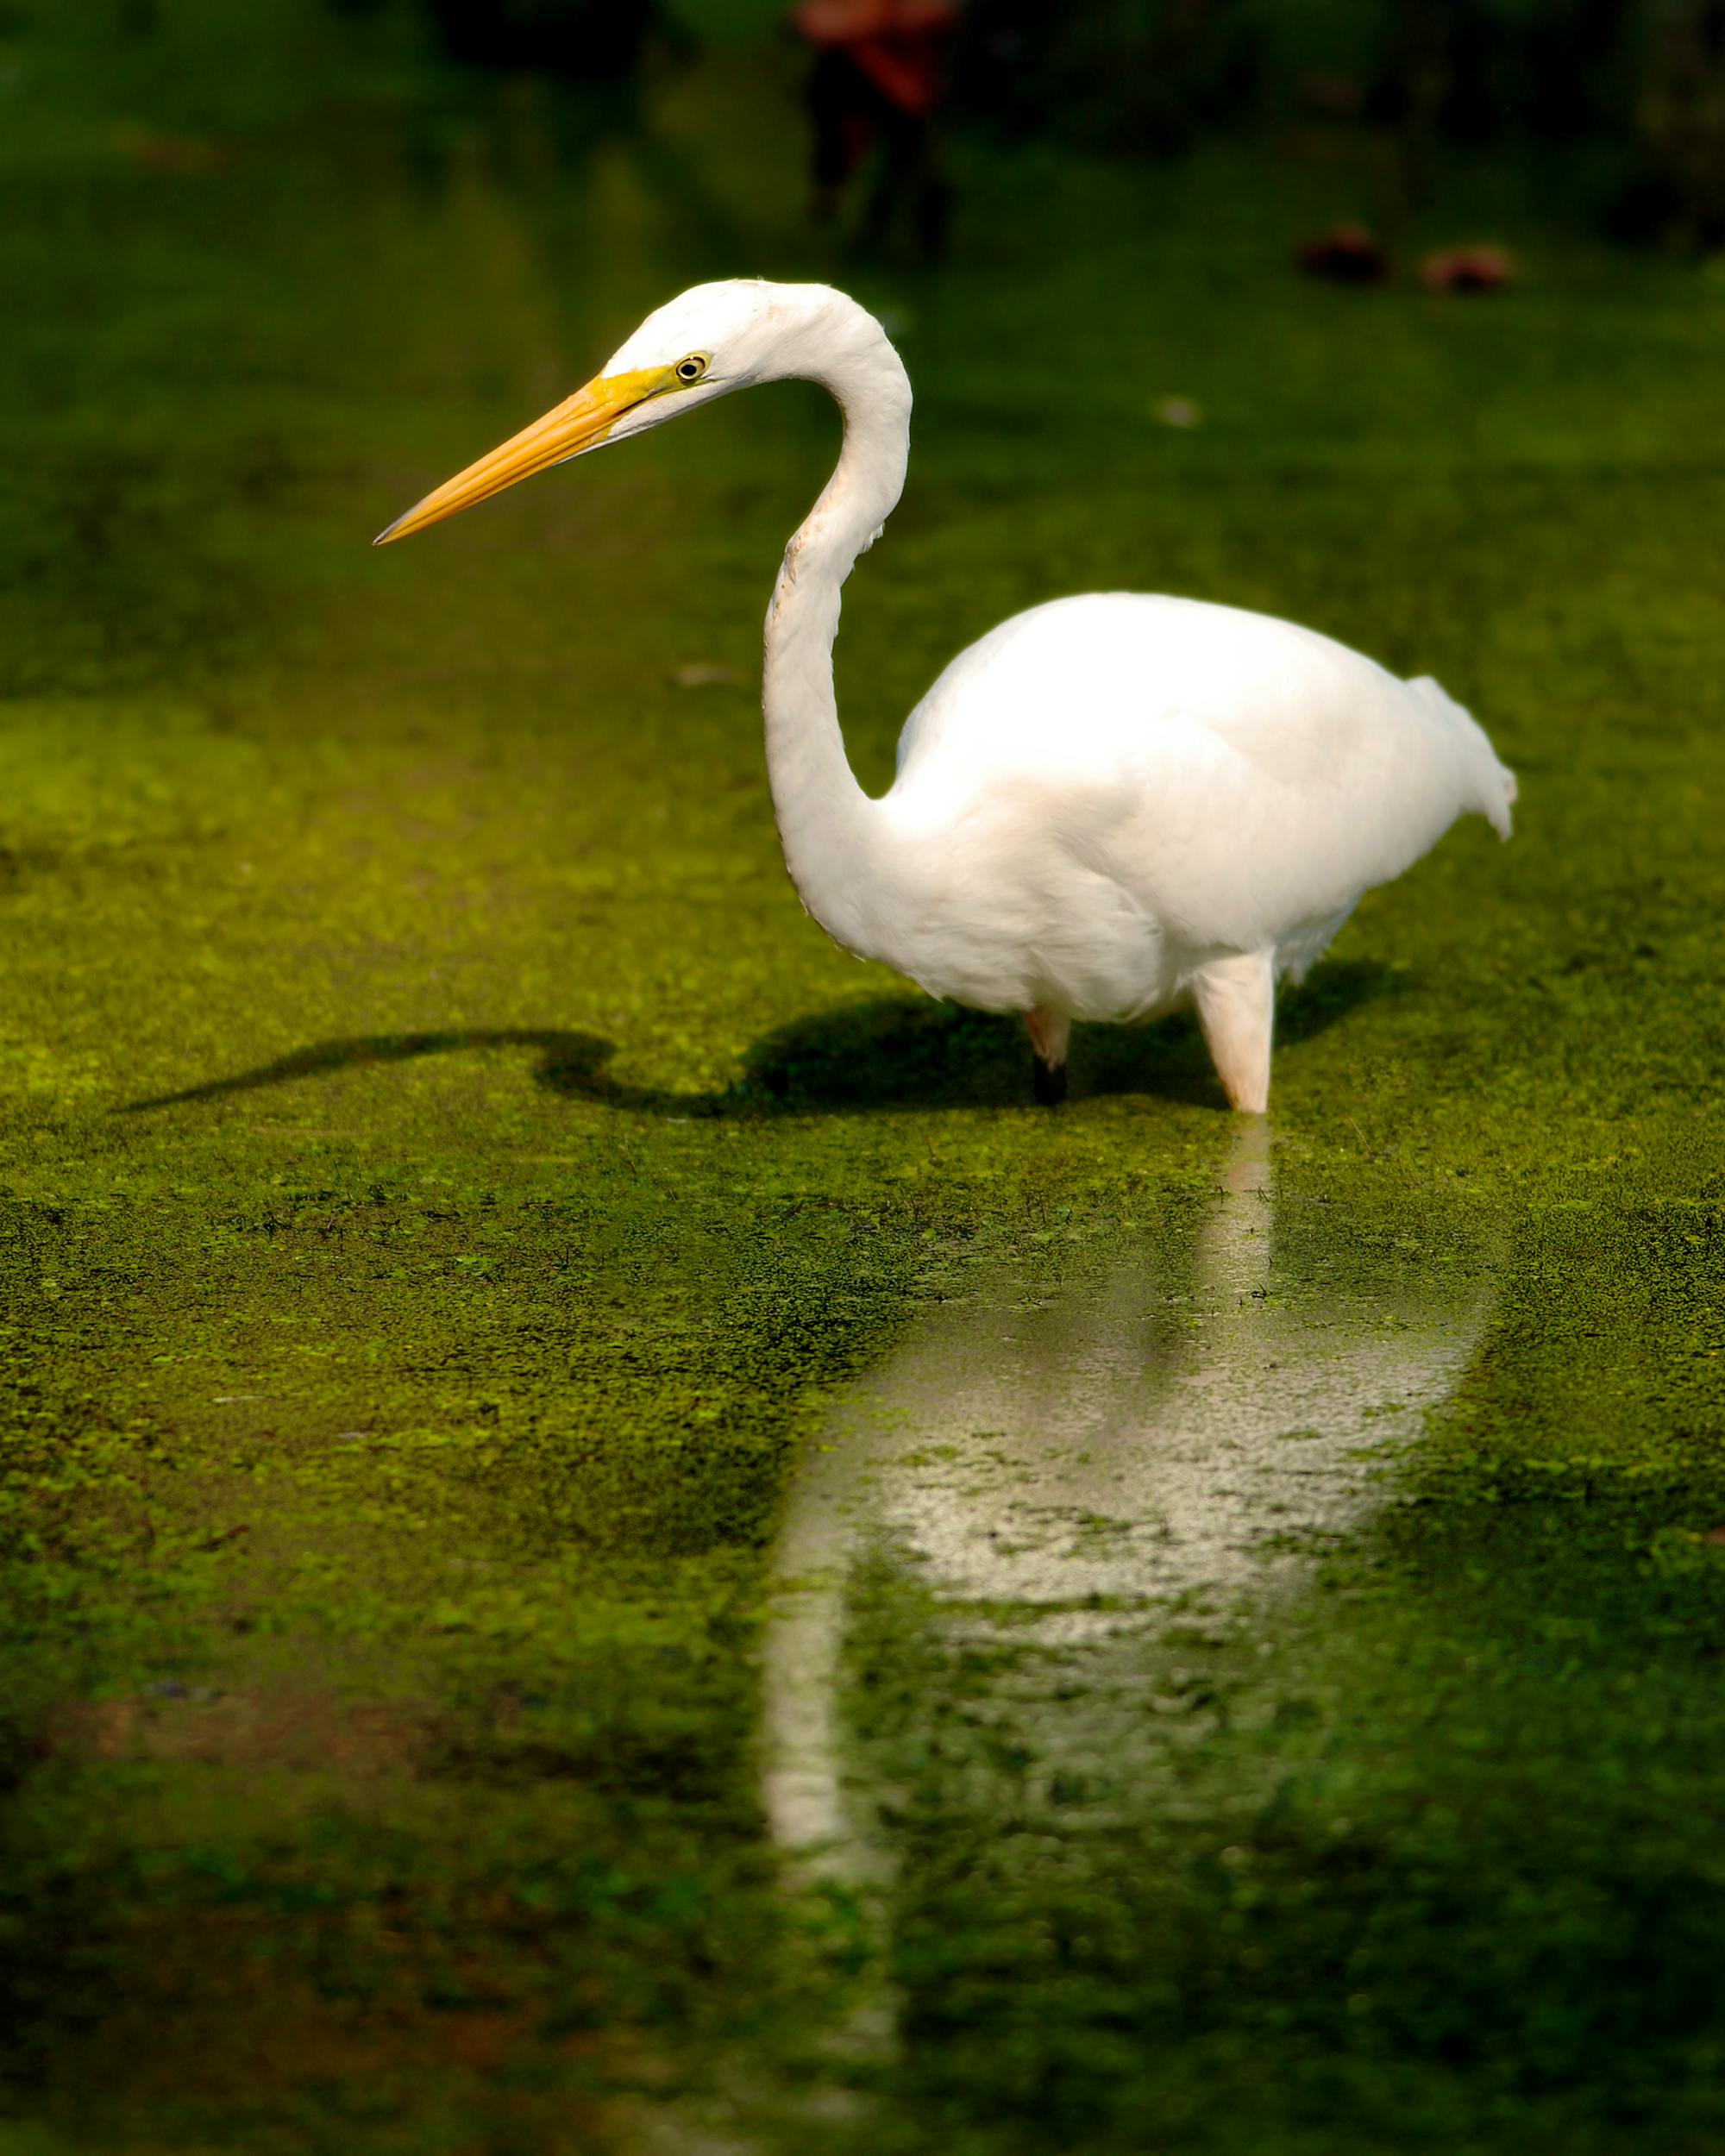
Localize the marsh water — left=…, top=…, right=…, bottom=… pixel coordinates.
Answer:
left=753, top=1128, right=1499, bottom=2102
left=764, top=1126, right=1494, bottom=1863
left=3, top=7, right=1724, bottom=2154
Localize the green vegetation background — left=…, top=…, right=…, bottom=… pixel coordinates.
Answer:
left=1, top=3, right=1722, bottom=2151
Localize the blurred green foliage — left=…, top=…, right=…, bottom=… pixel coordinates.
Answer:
left=950, top=0, right=1725, bottom=241
left=372, top=0, right=1725, bottom=243
left=418, top=0, right=668, bottom=78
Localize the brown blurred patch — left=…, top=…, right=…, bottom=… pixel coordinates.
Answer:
left=1295, top=223, right=1391, bottom=284
left=1296, top=71, right=1367, bottom=117
left=1421, top=245, right=1515, bottom=293
left=50, top=1689, right=434, bottom=1777
left=113, top=125, right=232, bottom=174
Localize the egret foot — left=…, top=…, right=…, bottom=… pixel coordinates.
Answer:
left=1026, top=1007, right=1070, bottom=1108
left=1193, top=950, right=1274, bottom=1114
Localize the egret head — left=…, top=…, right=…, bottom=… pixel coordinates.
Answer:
left=374, top=279, right=868, bottom=548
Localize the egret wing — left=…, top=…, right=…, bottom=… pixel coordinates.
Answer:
left=893, top=592, right=1512, bottom=952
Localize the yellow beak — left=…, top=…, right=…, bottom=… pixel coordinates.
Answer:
left=373, top=363, right=674, bottom=547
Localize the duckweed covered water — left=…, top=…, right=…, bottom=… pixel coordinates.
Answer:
left=2, top=5, right=1723, bottom=2151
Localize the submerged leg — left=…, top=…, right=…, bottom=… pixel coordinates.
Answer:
left=1193, top=951, right=1275, bottom=1114
left=1025, top=1006, right=1070, bottom=1106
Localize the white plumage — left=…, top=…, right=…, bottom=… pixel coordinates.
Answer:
left=379, top=279, right=1515, bottom=1112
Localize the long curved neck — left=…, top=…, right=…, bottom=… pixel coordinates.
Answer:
left=762, top=310, right=912, bottom=957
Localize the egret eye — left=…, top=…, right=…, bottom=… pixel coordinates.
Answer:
left=674, top=354, right=710, bottom=385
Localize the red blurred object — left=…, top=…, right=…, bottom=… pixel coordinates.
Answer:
left=788, top=0, right=958, bottom=116
left=1295, top=223, right=1391, bottom=284
left=1420, top=246, right=1515, bottom=294
left=788, top=0, right=958, bottom=256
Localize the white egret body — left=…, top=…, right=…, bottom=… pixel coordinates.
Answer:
left=379, top=280, right=1515, bottom=1111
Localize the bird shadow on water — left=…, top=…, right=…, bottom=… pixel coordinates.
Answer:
left=120, top=960, right=1404, bottom=1119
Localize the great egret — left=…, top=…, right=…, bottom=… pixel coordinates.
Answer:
left=378, top=280, right=1515, bottom=1112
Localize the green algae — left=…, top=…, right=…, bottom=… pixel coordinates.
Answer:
left=825, top=1205, right=1725, bottom=2156
left=2, top=3, right=1723, bottom=2149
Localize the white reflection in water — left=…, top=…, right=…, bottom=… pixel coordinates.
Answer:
left=762, top=1122, right=1496, bottom=1865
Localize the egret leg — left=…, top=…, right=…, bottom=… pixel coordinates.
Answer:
left=1193, top=952, right=1275, bottom=1114
left=1026, top=1007, right=1070, bottom=1106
